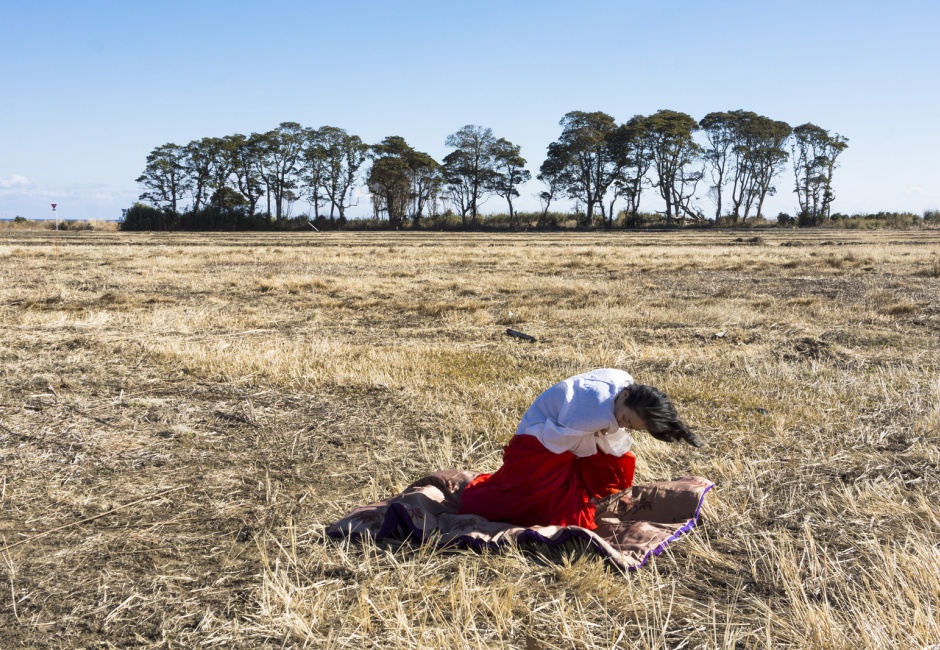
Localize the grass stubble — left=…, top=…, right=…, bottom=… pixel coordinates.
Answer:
left=0, top=229, right=938, bottom=648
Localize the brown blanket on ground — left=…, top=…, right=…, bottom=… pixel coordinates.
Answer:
left=328, top=470, right=714, bottom=570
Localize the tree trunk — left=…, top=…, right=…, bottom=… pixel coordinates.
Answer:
left=539, top=196, right=552, bottom=227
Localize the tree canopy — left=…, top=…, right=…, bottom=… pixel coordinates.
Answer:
left=368, top=136, right=441, bottom=227
left=541, top=111, right=620, bottom=227
left=791, top=123, right=849, bottom=225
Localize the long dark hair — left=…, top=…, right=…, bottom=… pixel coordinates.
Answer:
left=623, top=384, right=705, bottom=447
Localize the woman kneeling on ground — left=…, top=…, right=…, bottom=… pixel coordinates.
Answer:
left=458, top=368, right=704, bottom=530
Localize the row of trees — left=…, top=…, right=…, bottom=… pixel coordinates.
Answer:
left=135, top=124, right=369, bottom=226
left=366, top=128, right=532, bottom=228
left=135, top=123, right=533, bottom=229
left=536, top=110, right=847, bottom=227
left=134, top=111, right=848, bottom=230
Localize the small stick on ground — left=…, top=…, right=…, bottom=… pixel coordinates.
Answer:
left=505, top=328, right=537, bottom=343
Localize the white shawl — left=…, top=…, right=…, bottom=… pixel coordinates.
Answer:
left=515, top=368, right=635, bottom=458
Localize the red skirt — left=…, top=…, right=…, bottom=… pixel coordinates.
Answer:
left=457, top=434, right=636, bottom=530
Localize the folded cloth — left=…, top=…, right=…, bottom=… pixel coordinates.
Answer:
left=328, top=470, right=714, bottom=571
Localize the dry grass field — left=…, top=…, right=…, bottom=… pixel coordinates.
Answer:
left=1, top=228, right=938, bottom=648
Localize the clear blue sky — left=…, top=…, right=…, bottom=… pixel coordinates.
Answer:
left=2, top=0, right=938, bottom=220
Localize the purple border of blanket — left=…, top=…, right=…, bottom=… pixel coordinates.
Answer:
left=630, top=482, right=714, bottom=570
left=331, top=483, right=714, bottom=571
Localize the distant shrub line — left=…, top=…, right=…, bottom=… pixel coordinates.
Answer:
left=118, top=203, right=940, bottom=232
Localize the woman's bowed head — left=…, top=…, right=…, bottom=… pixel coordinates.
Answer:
left=614, top=384, right=706, bottom=448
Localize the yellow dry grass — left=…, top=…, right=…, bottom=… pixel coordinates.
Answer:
left=1, top=228, right=938, bottom=648
left=0, top=219, right=119, bottom=232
